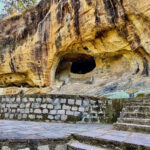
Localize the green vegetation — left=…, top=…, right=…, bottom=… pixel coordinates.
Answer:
left=0, top=0, right=38, bottom=19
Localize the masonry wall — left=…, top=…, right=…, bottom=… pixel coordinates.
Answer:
left=0, top=94, right=123, bottom=123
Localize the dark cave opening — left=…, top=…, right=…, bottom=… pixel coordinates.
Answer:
left=71, top=57, right=96, bottom=74
left=56, top=54, right=96, bottom=81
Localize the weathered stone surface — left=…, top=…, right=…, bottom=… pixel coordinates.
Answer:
left=0, top=0, right=150, bottom=96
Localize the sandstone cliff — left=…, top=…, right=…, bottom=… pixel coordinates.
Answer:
left=0, top=0, right=150, bottom=96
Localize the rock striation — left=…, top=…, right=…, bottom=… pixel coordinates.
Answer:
left=0, top=0, right=150, bottom=95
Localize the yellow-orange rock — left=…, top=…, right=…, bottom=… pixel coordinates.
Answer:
left=0, top=0, right=150, bottom=95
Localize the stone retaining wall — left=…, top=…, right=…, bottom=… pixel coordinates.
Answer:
left=0, top=94, right=123, bottom=123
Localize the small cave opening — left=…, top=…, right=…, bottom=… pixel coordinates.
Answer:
left=55, top=53, right=96, bottom=83
left=71, top=56, right=96, bottom=74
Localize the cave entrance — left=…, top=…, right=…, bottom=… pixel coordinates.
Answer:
left=55, top=53, right=96, bottom=82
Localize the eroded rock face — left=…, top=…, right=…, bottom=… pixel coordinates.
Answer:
left=0, top=0, right=150, bottom=95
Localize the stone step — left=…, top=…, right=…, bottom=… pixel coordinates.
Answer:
left=122, top=106, right=150, bottom=112
left=67, top=140, right=109, bottom=150
left=114, top=123, right=150, bottom=133
left=122, top=112, right=150, bottom=118
left=72, top=130, right=150, bottom=150
left=124, top=102, right=150, bottom=106
left=117, top=118, right=150, bottom=125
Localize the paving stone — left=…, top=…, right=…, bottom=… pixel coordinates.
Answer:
left=37, top=145, right=49, bottom=150
left=11, top=104, right=18, bottom=108
left=20, top=104, right=25, bottom=108
left=2, top=146, right=11, bottom=150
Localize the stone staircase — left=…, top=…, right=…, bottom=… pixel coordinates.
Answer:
left=114, top=98, right=150, bottom=133
left=67, top=140, right=111, bottom=150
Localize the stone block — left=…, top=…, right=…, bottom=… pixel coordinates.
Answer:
left=54, top=105, right=61, bottom=110
left=11, top=104, right=18, bottom=108
left=38, top=145, right=49, bottom=150
left=2, top=98, right=6, bottom=102
left=20, top=103, right=25, bottom=108
left=26, top=103, right=31, bottom=108
left=4, top=108, right=8, bottom=112
left=57, top=110, right=65, bottom=115
left=41, top=104, right=47, bottom=109
left=55, top=145, right=65, bottom=150
left=12, top=109, right=16, bottom=113
left=53, top=98, right=59, bottom=105
left=9, top=114, right=14, bottom=119
left=11, top=97, right=15, bottom=102
left=18, top=148, right=30, bottom=150
left=72, top=107, right=78, bottom=111
left=34, top=109, right=42, bottom=114
left=83, top=100, right=89, bottom=106
left=43, top=109, right=48, bottom=114
left=46, top=98, right=52, bottom=103
left=23, top=114, right=27, bottom=119
left=24, top=108, right=30, bottom=113
left=90, top=100, right=96, bottom=104
left=62, top=105, right=71, bottom=110
left=30, top=109, right=33, bottom=113
left=74, top=112, right=81, bottom=116
left=17, top=109, right=20, bottom=113
left=60, top=98, right=66, bottom=103
left=79, top=107, right=85, bottom=112
left=76, top=100, right=82, bottom=106
left=47, top=104, right=53, bottom=109
left=55, top=115, right=60, bottom=120
left=36, top=98, right=42, bottom=103
left=68, top=99, right=75, bottom=105
left=20, top=109, right=25, bottom=113
left=29, top=98, right=35, bottom=102
left=29, top=114, right=35, bottom=119
left=2, top=146, right=11, bottom=150
left=66, top=111, right=74, bottom=115
left=22, top=98, right=28, bottom=102
left=32, top=103, right=40, bottom=108
left=18, top=114, right=22, bottom=119
left=37, top=115, right=43, bottom=119
left=1, top=104, right=5, bottom=108
left=49, top=110, right=57, bottom=115
left=5, top=113, right=8, bottom=118
left=48, top=115, right=54, bottom=120
left=16, top=97, right=21, bottom=102
left=61, top=115, right=67, bottom=121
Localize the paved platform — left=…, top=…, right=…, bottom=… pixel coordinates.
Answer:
left=0, top=120, right=149, bottom=149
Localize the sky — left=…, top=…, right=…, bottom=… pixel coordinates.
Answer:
left=0, top=2, right=4, bottom=13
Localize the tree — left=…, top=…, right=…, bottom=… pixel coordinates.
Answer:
left=0, top=0, right=38, bottom=19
